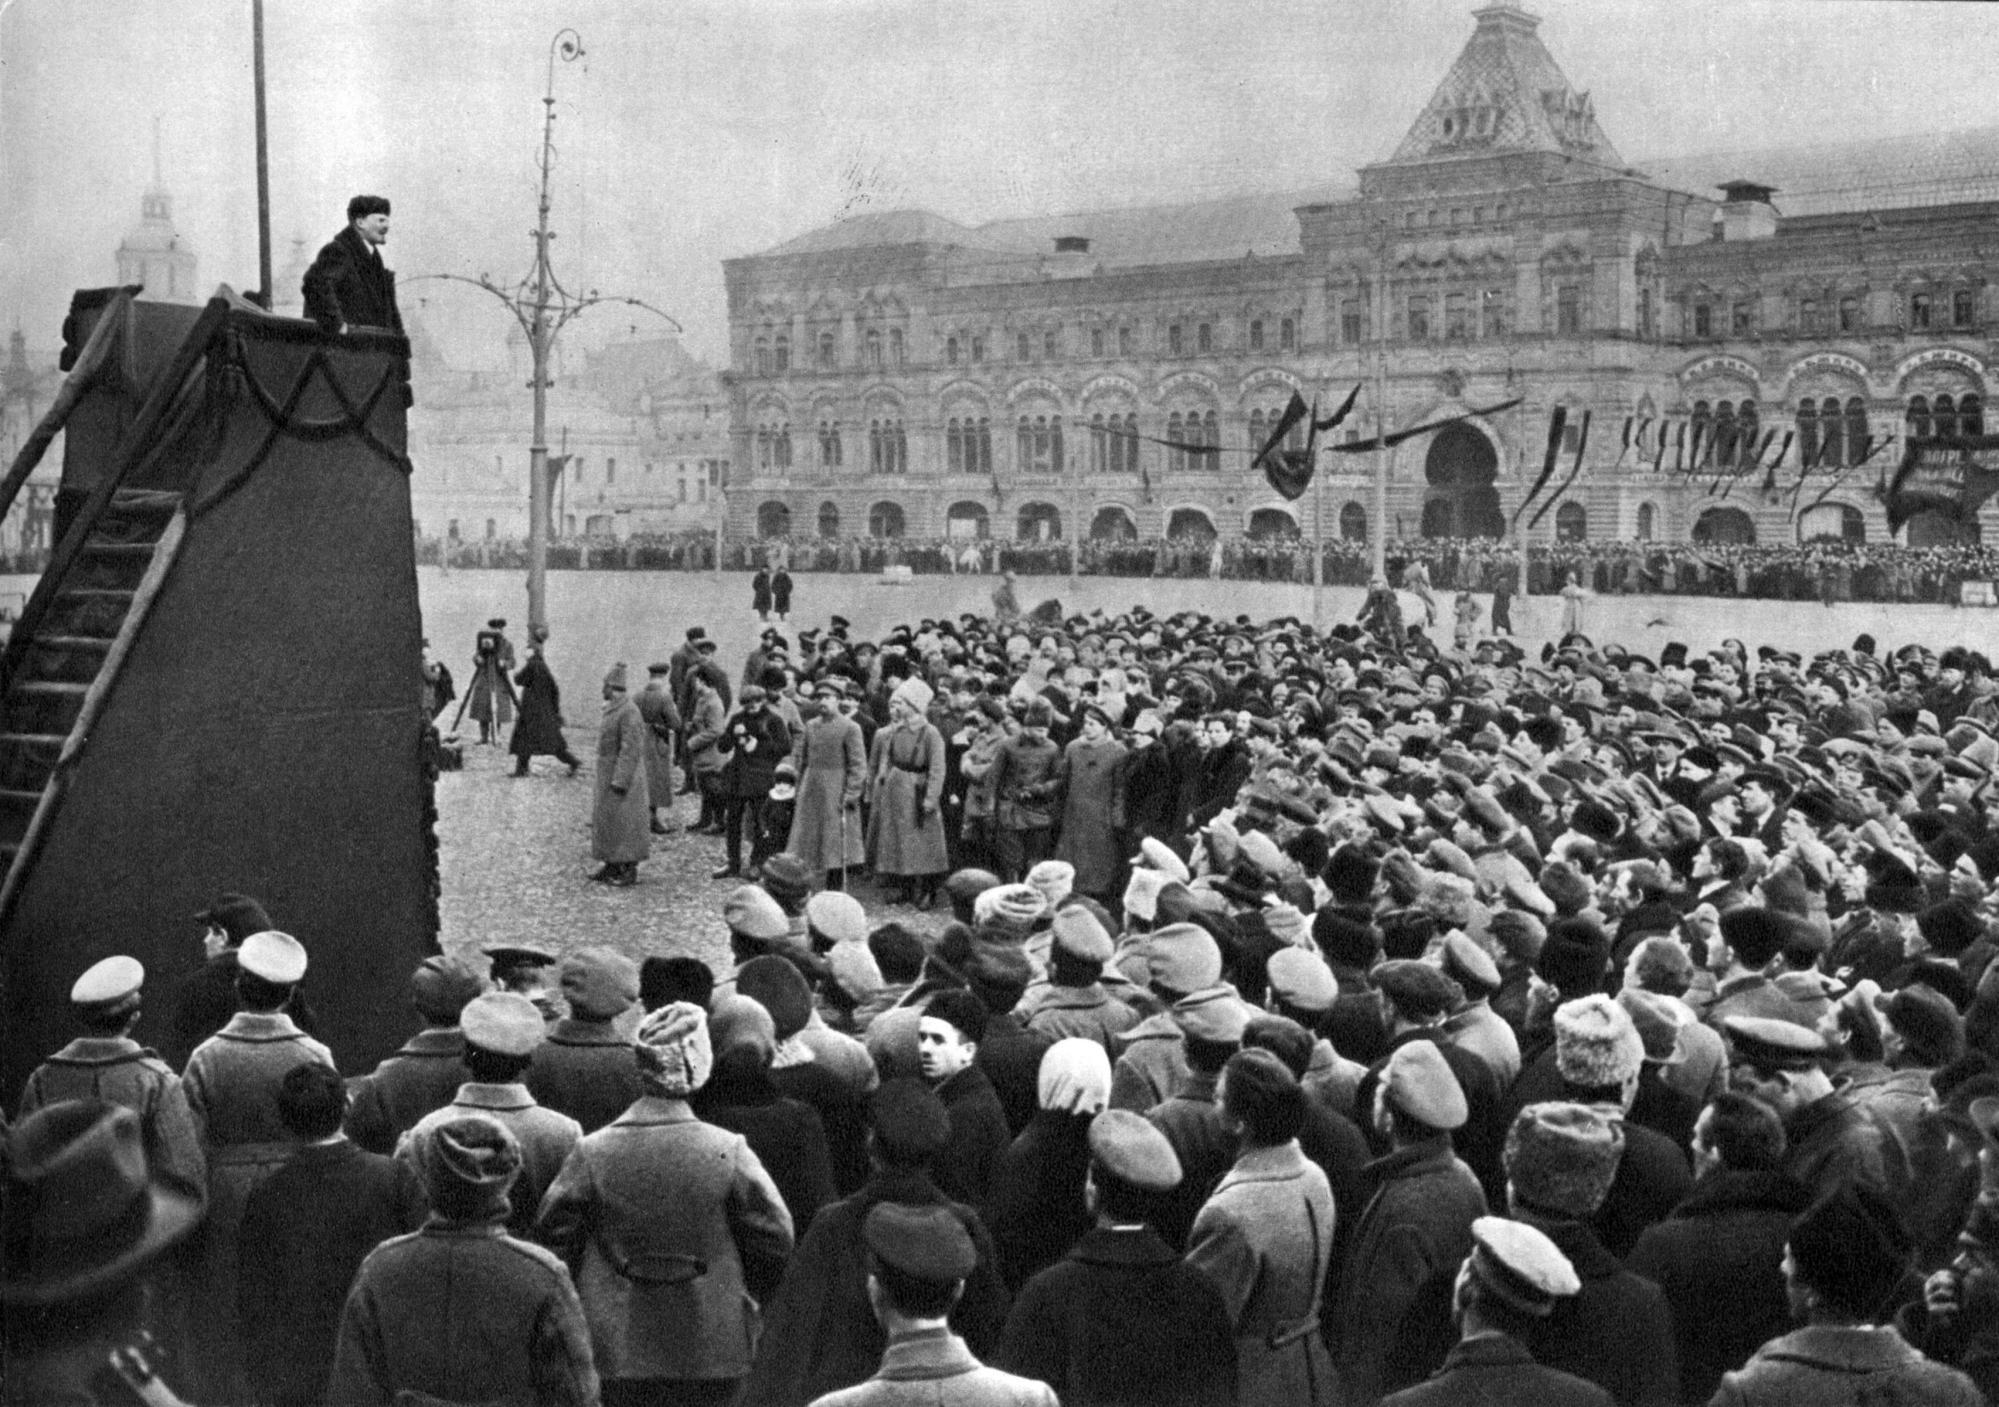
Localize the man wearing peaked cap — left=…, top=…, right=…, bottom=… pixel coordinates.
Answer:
left=593, top=658, right=652, bottom=886
left=170, top=890, right=323, bottom=1068
left=1144, top=993, right=1253, bottom=1250
left=344, top=954, right=489, bottom=1155
left=1015, top=905, right=1140, bottom=1049
left=179, top=926, right=338, bottom=1397
left=1720, top=1014, right=1891, bottom=1205
left=1379, top=1216, right=1607, bottom=1407
left=525, top=947, right=646, bottom=1134
left=16, top=955, right=207, bottom=1204
left=398, top=991, right=582, bottom=1241
left=1106, top=924, right=1224, bottom=1114
left=993, top=1108, right=1240, bottom=1407
left=740, top=1078, right=1013, bottom=1407
left=810, top=1204, right=1056, bottom=1407
left=1133, top=834, right=1191, bottom=884
left=1436, top=933, right=1522, bottom=1091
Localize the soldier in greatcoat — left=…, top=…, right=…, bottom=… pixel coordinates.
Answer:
left=342, top=954, right=487, bottom=1155
left=525, top=948, right=646, bottom=1134
left=789, top=677, right=869, bottom=888
left=538, top=1002, right=796, bottom=1404
left=592, top=661, right=651, bottom=886
left=180, top=931, right=335, bottom=1402
left=637, top=661, right=682, bottom=834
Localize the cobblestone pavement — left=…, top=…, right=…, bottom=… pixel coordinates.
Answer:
left=436, top=721, right=931, bottom=979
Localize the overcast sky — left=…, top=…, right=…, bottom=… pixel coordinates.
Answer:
left=5, top=0, right=1997, bottom=370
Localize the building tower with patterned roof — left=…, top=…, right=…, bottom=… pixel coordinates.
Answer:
left=115, top=119, right=199, bottom=304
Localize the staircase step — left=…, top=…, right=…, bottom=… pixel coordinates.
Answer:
left=22, top=636, right=113, bottom=685
left=93, top=491, right=183, bottom=546
left=4, top=684, right=87, bottom=738
left=0, top=734, right=64, bottom=794
left=69, top=541, right=157, bottom=591
left=44, top=588, right=136, bottom=640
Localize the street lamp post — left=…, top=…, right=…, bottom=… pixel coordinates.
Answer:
left=409, top=28, right=679, bottom=640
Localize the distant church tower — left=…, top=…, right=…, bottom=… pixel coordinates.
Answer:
left=115, top=120, right=199, bottom=303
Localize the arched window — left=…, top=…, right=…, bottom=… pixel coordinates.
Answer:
left=1247, top=408, right=1266, bottom=455
left=1908, top=395, right=1932, bottom=439
left=946, top=419, right=965, bottom=474
left=1280, top=316, right=1296, bottom=351
left=1737, top=399, right=1759, bottom=465
left=865, top=329, right=883, bottom=370
left=1016, top=503, right=1063, bottom=541
left=757, top=501, right=791, bottom=537
left=1112, top=414, right=1138, bottom=475
left=753, top=338, right=771, bottom=376
left=1166, top=413, right=1186, bottom=473
left=1934, top=393, right=1958, bottom=439
left=1554, top=501, right=1588, bottom=542
left=946, top=502, right=990, bottom=539
left=889, top=329, right=904, bottom=367
left=1962, top=394, right=1985, bottom=437
left=819, top=331, right=837, bottom=368
left=1635, top=502, right=1657, bottom=540
left=1846, top=398, right=1869, bottom=462
left=1247, top=507, right=1298, bottom=539
left=869, top=501, right=905, bottom=538
left=817, top=501, right=841, bottom=537
left=1017, top=331, right=1033, bottom=362
left=973, top=417, right=993, bottom=474
left=1819, top=397, right=1845, bottom=467
left=1690, top=400, right=1711, bottom=461
left=1339, top=501, right=1368, bottom=541
left=1713, top=401, right=1737, bottom=467
left=773, top=334, right=790, bottom=373
left=1838, top=295, right=1860, bottom=332
left=1248, top=320, right=1264, bottom=351
left=1796, top=399, right=1819, bottom=468
left=818, top=420, right=842, bottom=468
left=945, top=335, right=959, bottom=366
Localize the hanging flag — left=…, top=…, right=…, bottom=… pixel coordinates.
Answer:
left=1672, top=422, right=1687, bottom=474
left=1651, top=420, right=1671, bottom=474
left=1328, top=396, right=1525, bottom=453
left=1254, top=392, right=1317, bottom=500
left=1529, top=409, right=1593, bottom=529
left=1512, top=406, right=1569, bottom=528
left=1885, top=434, right=1999, bottom=534
left=1314, top=383, right=1362, bottom=433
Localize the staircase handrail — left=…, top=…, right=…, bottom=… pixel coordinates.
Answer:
left=1, top=293, right=229, bottom=692
left=0, top=285, right=143, bottom=530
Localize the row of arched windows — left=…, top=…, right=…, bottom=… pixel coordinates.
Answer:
left=1689, top=399, right=1762, bottom=467
left=1017, top=415, right=1065, bottom=475
left=1797, top=398, right=1870, bottom=468
left=868, top=420, right=908, bottom=475
left=1089, top=413, right=1141, bottom=474
left=754, top=425, right=793, bottom=471
left=945, top=418, right=994, bottom=475
left=753, top=328, right=905, bottom=375
left=1908, top=393, right=1985, bottom=439
left=1166, top=411, right=1221, bottom=472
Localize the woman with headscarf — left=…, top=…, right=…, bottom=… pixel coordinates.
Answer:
left=866, top=676, right=950, bottom=907
left=981, top=1038, right=1113, bottom=1291
left=538, top=1003, right=796, bottom=1407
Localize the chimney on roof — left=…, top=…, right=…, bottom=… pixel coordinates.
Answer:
left=1717, top=180, right=1779, bottom=241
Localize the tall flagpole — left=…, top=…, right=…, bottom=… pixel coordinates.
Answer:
left=1311, top=403, right=1325, bottom=627
left=252, top=0, right=273, bottom=308
left=1370, top=216, right=1390, bottom=582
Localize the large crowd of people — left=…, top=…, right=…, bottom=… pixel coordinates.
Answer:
left=416, top=531, right=1999, bottom=606
left=10, top=596, right=1999, bottom=1407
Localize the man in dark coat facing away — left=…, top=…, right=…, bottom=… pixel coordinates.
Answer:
left=238, top=1063, right=427, bottom=1407
left=740, top=1079, right=1011, bottom=1407
left=509, top=636, right=581, bottom=776
left=995, top=1109, right=1237, bottom=1407
left=1624, top=1091, right=1812, bottom=1404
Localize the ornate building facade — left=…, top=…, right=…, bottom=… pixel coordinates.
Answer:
left=721, top=3, right=1997, bottom=549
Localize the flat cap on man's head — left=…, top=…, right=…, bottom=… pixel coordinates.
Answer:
left=1374, top=958, right=1462, bottom=1022
left=1380, top=1040, right=1467, bottom=1130
left=460, top=991, right=546, bottom=1057
left=238, top=931, right=308, bottom=985
left=864, top=1202, right=977, bottom=1283
left=1721, top=1014, right=1827, bottom=1071
left=1266, top=947, right=1338, bottom=1012
left=1088, top=1109, right=1182, bottom=1192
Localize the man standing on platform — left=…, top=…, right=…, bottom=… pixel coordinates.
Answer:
left=302, top=194, right=410, bottom=404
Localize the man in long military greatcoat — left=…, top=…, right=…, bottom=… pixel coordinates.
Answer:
left=593, top=661, right=651, bottom=886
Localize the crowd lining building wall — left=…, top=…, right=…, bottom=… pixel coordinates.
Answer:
left=721, top=2, right=1998, bottom=551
